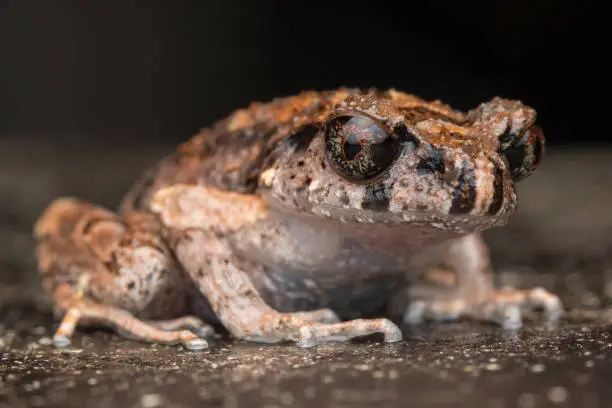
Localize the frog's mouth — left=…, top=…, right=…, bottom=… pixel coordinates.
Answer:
left=267, top=193, right=513, bottom=238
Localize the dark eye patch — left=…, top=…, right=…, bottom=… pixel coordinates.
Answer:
left=287, top=124, right=320, bottom=152
left=393, top=123, right=419, bottom=149
left=487, top=160, right=505, bottom=215
left=417, top=146, right=445, bottom=176
left=449, top=161, right=476, bottom=214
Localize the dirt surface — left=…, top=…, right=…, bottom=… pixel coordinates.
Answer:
left=1, top=136, right=611, bottom=408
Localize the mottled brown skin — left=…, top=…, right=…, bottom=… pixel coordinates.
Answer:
left=34, top=89, right=562, bottom=350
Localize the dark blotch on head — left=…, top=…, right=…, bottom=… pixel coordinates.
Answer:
left=393, top=123, right=419, bottom=149
left=417, top=146, right=445, bottom=176
left=450, top=162, right=476, bottom=214
left=338, top=185, right=350, bottom=205
left=362, top=183, right=392, bottom=212
left=505, top=146, right=525, bottom=178
left=287, top=124, right=320, bottom=152
left=488, top=161, right=504, bottom=215
left=498, top=125, right=516, bottom=151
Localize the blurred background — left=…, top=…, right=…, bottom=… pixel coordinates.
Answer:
left=0, top=1, right=605, bottom=145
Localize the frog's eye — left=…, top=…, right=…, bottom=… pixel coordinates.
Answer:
left=503, top=125, right=544, bottom=181
left=324, top=115, right=403, bottom=181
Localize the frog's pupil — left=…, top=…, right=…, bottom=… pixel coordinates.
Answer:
left=343, top=133, right=362, bottom=161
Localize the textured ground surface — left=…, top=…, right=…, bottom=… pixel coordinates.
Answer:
left=1, top=136, right=611, bottom=408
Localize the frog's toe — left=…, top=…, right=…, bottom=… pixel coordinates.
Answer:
left=193, top=325, right=217, bottom=338
left=402, top=299, right=465, bottom=325
left=176, top=330, right=207, bottom=350
left=307, top=318, right=403, bottom=344
left=381, top=320, right=403, bottom=343
left=146, top=316, right=217, bottom=338
left=475, top=302, right=523, bottom=329
left=296, top=326, right=318, bottom=348
left=52, top=334, right=71, bottom=348
left=183, top=335, right=209, bottom=351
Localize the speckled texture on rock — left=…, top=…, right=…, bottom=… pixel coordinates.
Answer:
left=1, top=136, right=611, bottom=408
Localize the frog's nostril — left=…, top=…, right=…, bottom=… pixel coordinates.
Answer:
left=504, top=125, right=544, bottom=181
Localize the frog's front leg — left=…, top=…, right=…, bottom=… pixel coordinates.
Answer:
left=393, top=234, right=563, bottom=329
left=34, top=198, right=213, bottom=349
left=152, top=185, right=402, bottom=347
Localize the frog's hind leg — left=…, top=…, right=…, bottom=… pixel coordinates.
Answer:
left=34, top=197, right=212, bottom=349
left=394, top=234, right=563, bottom=329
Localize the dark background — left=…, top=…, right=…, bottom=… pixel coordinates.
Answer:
left=0, top=1, right=605, bottom=146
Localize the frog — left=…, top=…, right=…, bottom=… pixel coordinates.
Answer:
left=34, top=88, right=562, bottom=350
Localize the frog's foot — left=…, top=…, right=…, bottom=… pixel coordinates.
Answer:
left=470, top=286, right=563, bottom=329
left=399, top=234, right=564, bottom=329
left=403, top=286, right=563, bottom=329
left=244, top=312, right=402, bottom=348
left=53, top=298, right=209, bottom=350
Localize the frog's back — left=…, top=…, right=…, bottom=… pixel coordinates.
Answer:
left=120, top=90, right=349, bottom=213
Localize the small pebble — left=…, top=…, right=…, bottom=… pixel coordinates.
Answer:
left=38, top=337, right=52, bottom=346
left=140, top=393, right=164, bottom=408
left=303, top=386, right=316, bottom=399
left=530, top=364, right=546, bottom=373
left=603, top=281, right=612, bottom=299
left=322, top=375, right=333, bottom=384
left=279, top=391, right=294, bottom=405
left=354, top=364, right=371, bottom=371
left=517, top=393, right=537, bottom=408
left=547, top=386, right=568, bottom=404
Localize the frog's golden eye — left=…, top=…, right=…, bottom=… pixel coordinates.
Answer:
left=503, top=125, right=544, bottom=181
left=324, top=115, right=403, bottom=181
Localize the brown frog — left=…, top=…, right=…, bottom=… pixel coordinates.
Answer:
left=34, top=89, right=562, bottom=350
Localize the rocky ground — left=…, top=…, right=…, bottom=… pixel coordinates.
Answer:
left=0, top=135, right=611, bottom=408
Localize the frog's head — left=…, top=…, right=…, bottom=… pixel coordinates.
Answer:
left=264, top=89, right=544, bottom=234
